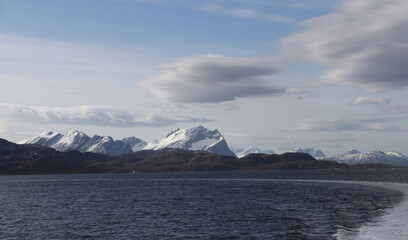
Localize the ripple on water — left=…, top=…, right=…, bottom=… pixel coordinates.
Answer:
left=0, top=171, right=405, bottom=240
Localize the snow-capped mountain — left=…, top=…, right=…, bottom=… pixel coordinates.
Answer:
left=122, top=137, right=147, bottom=152
left=320, top=150, right=408, bottom=166
left=233, top=146, right=275, bottom=158
left=291, top=147, right=326, bottom=158
left=143, top=126, right=237, bottom=157
left=52, top=130, right=91, bottom=152
left=19, top=126, right=236, bottom=157
left=19, top=130, right=133, bottom=156
left=80, top=135, right=133, bottom=156
left=20, top=130, right=63, bottom=147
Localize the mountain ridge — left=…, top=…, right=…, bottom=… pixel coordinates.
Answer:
left=19, top=130, right=135, bottom=156
left=18, top=126, right=236, bottom=157
left=320, top=150, right=408, bottom=166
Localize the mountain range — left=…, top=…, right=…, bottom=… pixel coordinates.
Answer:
left=0, top=138, right=349, bottom=174
left=19, top=126, right=408, bottom=166
left=19, top=126, right=236, bottom=157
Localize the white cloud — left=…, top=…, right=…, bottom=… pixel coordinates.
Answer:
left=0, top=104, right=209, bottom=127
left=200, top=4, right=293, bottom=23
left=351, top=97, right=391, bottom=105
left=140, top=54, right=286, bottom=103
left=279, top=0, right=408, bottom=91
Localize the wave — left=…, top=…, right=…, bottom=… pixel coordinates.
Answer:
left=267, top=179, right=408, bottom=240
left=332, top=181, right=408, bottom=240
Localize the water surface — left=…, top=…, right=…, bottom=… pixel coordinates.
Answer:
left=0, top=170, right=407, bottom=239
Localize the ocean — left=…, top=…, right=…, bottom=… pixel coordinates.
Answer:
left=0, top=170, right=407, bottom=239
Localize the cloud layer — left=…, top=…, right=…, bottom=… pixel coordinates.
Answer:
left=140, top=54, right=285, bottom=103
left=280, top=0, right=408, bottom=91
left=0, top=104, right=209, bottom=127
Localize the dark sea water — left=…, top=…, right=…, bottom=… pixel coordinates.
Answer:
left=1, top=170, right=408, bottom=239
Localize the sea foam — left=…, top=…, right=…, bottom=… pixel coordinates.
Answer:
left=336, top=181, right=408, bottom=240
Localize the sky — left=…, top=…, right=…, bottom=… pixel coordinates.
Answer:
left=0, top=0, right=407, bottom=155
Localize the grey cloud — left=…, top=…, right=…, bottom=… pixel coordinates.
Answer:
left=279, top=0, right=408, bottom=91
left=351, top=97, right=391, bottom=105
left=294, top=117, right=407, bottom=132
left=140, top=55, right=286, bottom=103
left=0, top=104, right=210, bottom=127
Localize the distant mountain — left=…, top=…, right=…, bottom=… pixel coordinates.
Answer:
left=19, top=130, right=133, bottom=156
left=346, top=149, right=361, bottom=155
left=143, top=126, right=237, bottom=157
left=292, top=148, right=326, bottom=158
left=121, top=137, right=147, bottom=152
left=233, top=146, right=275, bottom=158
left=321, top=150, right=408, bottom=166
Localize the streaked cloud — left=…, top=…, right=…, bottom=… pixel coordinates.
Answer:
left=294, top=117, right=407, bottom=132
left=279, top=0, right=408, bottom=92
left=0, top=35, right=154, bottom=85
left=380, top=104, right=408, bottom=115
left=140, top=54, right=286, bottom=103
left=200, top=4, right=293, bottom=23
left=351, top=97, right=391, bottom=105
left=0, top=103, right=210, bottom=127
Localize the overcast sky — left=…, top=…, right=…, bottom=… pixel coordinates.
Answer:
left=1, top=0, right=407, bottom=155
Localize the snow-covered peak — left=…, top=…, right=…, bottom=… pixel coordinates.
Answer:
left=81, top=135, right=133, bottom=155
left=143, top=126, right=236, bottom=157
left=292, top=147, right=326, bottom=158
left=66, top=130, right=87, bottom=137
left=146, top=126, right=222, bottom=150
left=18, top=130, right=63, bottom=146
left=52, top=130, right=91, bottom=151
